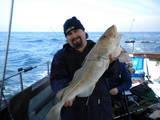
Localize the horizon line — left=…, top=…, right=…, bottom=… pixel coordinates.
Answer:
left=0, top=31, right=160, bottom=33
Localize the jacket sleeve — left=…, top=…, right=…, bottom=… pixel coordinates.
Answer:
left=50, top=52, right=70, bottom=95
left=117, top=63, right=132, bottom=92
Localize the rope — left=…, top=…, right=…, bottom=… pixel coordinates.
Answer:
left=1, top=0, right=14, bottom=105
left=0, top=0, right=15, bottom=119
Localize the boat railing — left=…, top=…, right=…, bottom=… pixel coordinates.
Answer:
left=0, top=60, right=51, bottom=110
left=2, top=61, right=50, bottom=92
left=125, top=39, right=135, bottom=53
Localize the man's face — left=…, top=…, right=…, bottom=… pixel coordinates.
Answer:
left=66, top=29, right=86, bottom=49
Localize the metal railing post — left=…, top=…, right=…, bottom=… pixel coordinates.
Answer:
left=19, top=73, right=24, bottom=91
left=47, top=61, right=50, bottom=76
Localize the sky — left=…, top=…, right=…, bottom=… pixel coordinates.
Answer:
left=0, top=0, right=160, bottom=32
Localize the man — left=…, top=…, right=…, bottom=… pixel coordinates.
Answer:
left=50, top=16, right=131, bottom=120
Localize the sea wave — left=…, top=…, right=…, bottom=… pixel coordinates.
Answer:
left=0, top=32, right=160, bottom=98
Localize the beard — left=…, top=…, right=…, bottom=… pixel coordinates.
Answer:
left=71, top=36, right=83, bottom=49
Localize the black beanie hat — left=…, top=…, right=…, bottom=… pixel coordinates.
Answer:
left=63, top=16, right=85, bottom=36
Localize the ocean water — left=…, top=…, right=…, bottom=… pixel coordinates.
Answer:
left=0, top=32, right=160, bottom=98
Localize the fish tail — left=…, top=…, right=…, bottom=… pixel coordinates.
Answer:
left=47, top=101, right=63, bottom=120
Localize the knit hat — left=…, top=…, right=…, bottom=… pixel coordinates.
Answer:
left=63, top=16, right=85, bottom=36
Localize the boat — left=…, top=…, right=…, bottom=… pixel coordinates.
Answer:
left=0, top=75, right=54, bottom=120
left=113, top=52, right=160, bottom=120
left=0, top=52, right=160, bottom=120
left=1, top=1, right=160, bottom=120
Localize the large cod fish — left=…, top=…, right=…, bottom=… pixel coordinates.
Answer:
left=47, top=25, right=130, bottom=120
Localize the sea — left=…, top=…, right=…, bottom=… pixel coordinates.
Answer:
left=0, top=32, right=160, bottom=98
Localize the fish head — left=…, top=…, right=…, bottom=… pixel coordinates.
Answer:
left=97, top=25, right=121, bottom=57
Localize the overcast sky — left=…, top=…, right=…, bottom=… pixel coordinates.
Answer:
left=0, top=0, right=160, bottom=32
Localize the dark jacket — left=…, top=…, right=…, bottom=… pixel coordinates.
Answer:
left=50, top=40, right=131, bottom=120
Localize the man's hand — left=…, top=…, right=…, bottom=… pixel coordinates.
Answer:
left=109, top=88, right=119, bottom=95
left=64, top=98, right=75, bottom=107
